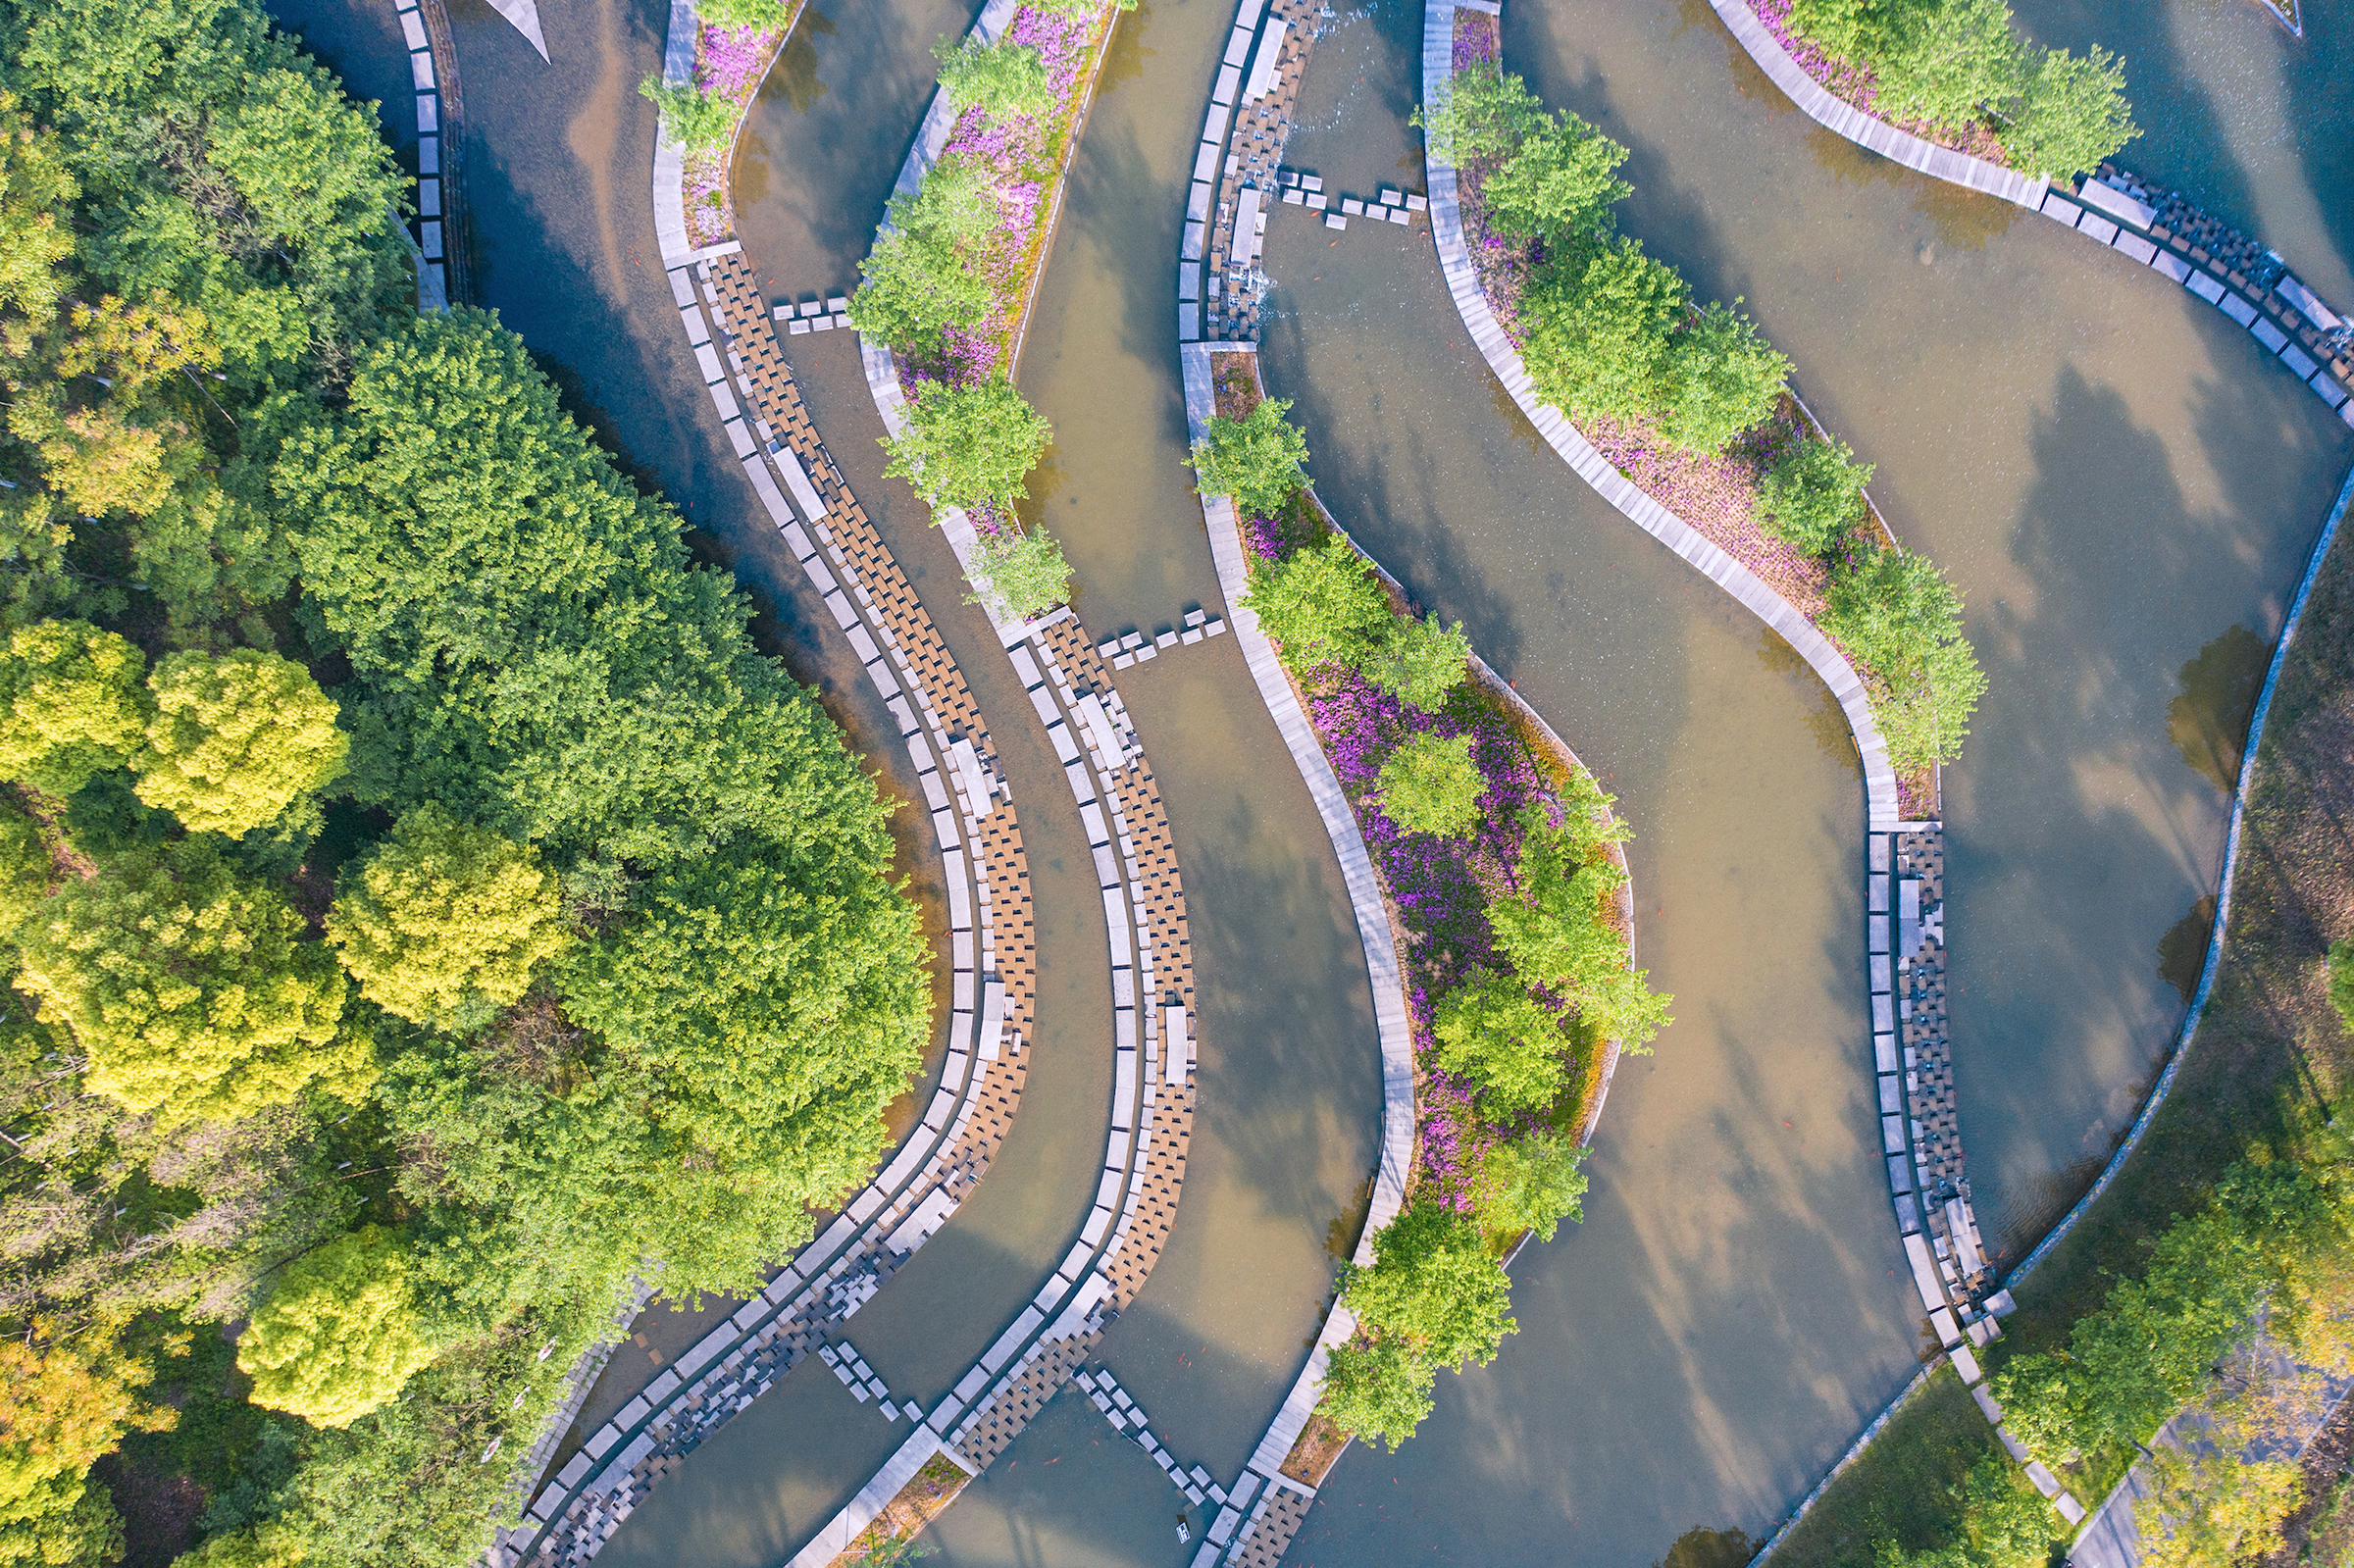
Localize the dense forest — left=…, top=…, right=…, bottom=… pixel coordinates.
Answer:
left=0, top=2, right=929, bottom=1565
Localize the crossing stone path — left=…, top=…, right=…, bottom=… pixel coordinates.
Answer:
left=1183, top=0, right=1327, bottom=342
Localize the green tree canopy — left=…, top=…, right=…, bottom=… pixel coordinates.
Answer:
left=694, top=0, right=795, bottom=28
left=0, top=620, right=147, bottom=798
left=933, top=35, right=1053, bottom=122
left=1341, top=1198, right=1514, bottom=1370
left=1522, top=237, right=1685, bottom=429
left=6, top=0, right=411, bottom=381
left=0, top=94, right=77, bottom=321
left=1376, top=732, right=1484, bottom=838
left=133, top=648, right=348, bottom=837
left=0, top=804, right=52, bottom=939
left=850, top=158, right=999, bottom=357
left=966, top=528, right=1070, bottom=621
left=1873, top=0, right=2022, bottom=130
left=636, top=78, right=737, bottom=154
left=2001, top=45, right=2136, bottom=179
left=1822, top=546, right=1988, bottom=777
left=1760, top=434, right=1874, bottom=556
left=1467, top=1131, right=1588, bottom=1243
left=1242, top=535, right=1390, bottom=672
left=1364, top=613, right=1470, bottom=713
left=1317, top=1336, right=1433, bottom=1453
left=16, top=838, right=359, bottom=1123
left=2330, top=936, right=2354, bottom=1036
left=1413, top=62, right=1545, bottom=162
left=1491, top=810, right=1668, bottom=1049
left=544, top=833, right=929, bottom=1295
left=882, top=376, right=1052, bottom=514
left=0, top=1338, right=171, bottom=1568
left=328, top=804, right=571, bottom=1033
left=1481, top=112, right=1630, bottom=247
left=1658, top=299, right=1789, bottom=453
left=237, top=1225, right=438, bottom=1428
left=277, top=309, right=898, bottom=873
left=1188, top=397, right=1310, bottom=523
left=1431, top=969, right=1567, bottom=1114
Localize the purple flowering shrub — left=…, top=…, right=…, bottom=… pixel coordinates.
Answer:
left=682, top=21, right=791, bottom=245
left=1246, top=511, right=1610, bottom=1210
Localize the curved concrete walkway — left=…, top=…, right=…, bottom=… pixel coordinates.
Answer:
left=1421, top=0, right=2045, bottom=1540
left=1706, top=0, right=2354, bottom=430
left=487, top=7, right=1086, bottom=1556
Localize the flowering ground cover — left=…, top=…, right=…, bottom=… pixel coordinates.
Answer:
left=683, top=19, right=795, bottom=245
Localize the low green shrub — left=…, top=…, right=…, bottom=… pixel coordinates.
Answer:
left=1761, top=434, right=1875, bottom=556
left=1821, top=546, right=1987, bottom=779
left=1189, top=396, right=1310, bottom=522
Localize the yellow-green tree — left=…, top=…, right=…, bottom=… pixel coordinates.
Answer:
left=0, top=1337, right=173, bottom=1568
left=236, top=1227, right=437, bottom=1429
left=329, top=804, right=570, bottom=1032
left=133, top=650, right=347, bottom=837
left=0, top=622, right=147, bottom=798
left=15, top=838, right=357, bottom=1122
left=0, top=804, right=52, bottom=939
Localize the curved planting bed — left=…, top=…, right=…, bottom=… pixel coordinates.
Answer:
left=1420, top=0, right=2038, bottom=1535
left=1172, top=145, right=1658, bottom=1568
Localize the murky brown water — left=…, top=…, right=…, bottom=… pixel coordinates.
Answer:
left=281, top=0, right=2352, bottom=1557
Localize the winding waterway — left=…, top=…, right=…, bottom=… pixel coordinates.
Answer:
left=270, top=0, right=2352, bottom=1559
left=1245, top=0, right=2350, bottom=1558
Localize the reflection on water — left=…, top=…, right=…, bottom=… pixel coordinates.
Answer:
left=2158, top=894, right=2220, bottom=1004
left=1655, top=1525, right=1761, bottom=1568
left=2169, top=623, right=2269, bottom=792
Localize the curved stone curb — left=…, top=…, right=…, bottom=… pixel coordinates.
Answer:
left=1705, top=0, right=2043, bottom=208
left=2013, top=462, right=2354, bottom=1295
left=1706, top=0, right=2354, bottom=431
left=1419, top=12, right=1898, bottom=833
left=1425, top=4, right=2050, bottom=1546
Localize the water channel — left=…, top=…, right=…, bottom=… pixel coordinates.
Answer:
left=274, top=0, right=2352, bottom=1559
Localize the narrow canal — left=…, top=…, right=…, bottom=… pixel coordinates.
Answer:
left=267, top=0, right=2352, bottom=1560
left=1242, top=0, right=2352, bottom=1559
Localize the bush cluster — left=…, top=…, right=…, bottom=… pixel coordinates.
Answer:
left=0, top=2, right=928, bottom=1561
left=1785, top=0, right=2137, bottom=177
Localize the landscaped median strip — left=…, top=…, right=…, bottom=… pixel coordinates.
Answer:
left=1419, top=0, right=2055, bottom=1543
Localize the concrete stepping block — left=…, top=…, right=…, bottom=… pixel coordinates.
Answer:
left=1325, top=213, right=1346, bottom=229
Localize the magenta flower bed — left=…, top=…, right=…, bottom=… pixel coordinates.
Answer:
left=1241, top=514, right=1609, bottom=1206
left=903, top=3, right=1104, bottom=392
left=684, top=21, right=788, bottom=246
